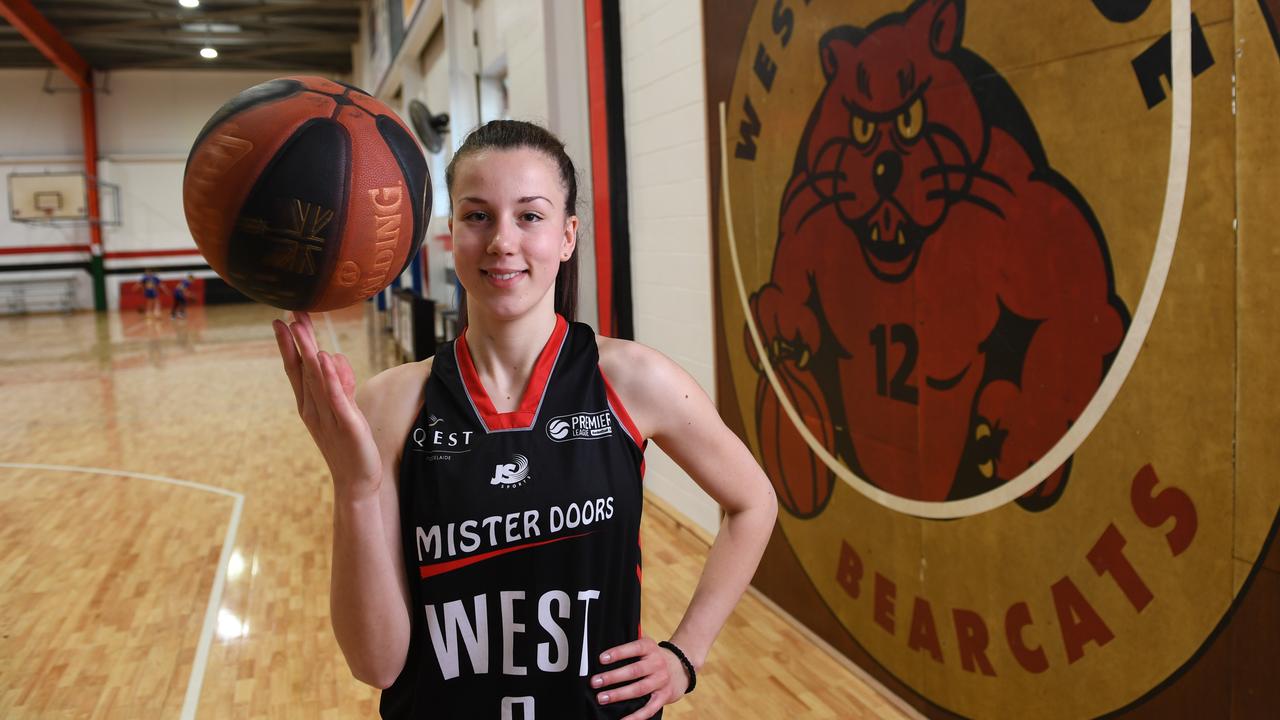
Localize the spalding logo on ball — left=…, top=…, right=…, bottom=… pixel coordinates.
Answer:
left=183, top=76, right=431, bottom=311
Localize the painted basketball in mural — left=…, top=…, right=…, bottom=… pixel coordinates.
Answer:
left=749, top=0, right=1128, bottom=515
left=752, top=351, right=836, bottom=516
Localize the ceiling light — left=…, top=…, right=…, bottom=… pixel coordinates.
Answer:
left=179, top=0, right=199, bottom=8
left=200, top=47, right=218, bottom=59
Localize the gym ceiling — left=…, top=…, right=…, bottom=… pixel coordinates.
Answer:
left=0, top=0, right=359, bottom=73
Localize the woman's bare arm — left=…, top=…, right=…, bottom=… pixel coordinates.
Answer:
left=274, top=314, right=428, bottom=688
left=594, top=337, right=777, bottom=716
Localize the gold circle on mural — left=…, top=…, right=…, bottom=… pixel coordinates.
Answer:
left=717, top=0, right=1274, bottom=717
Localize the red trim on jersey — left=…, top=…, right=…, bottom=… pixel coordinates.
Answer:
left=601, top=369, right=645, bottom=451
left=455, top=314, right=568, bottom=432
left=418, top=530, right=594, bottom=579
left=636, top=543, right=644, bottom=637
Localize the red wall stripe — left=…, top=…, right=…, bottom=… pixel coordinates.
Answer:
left=0, top=246, right=204, bottom=259
left=103, top=248, right=202, bottom=260
left=584, top=0, right=614, bottom=336
left=0, top=246, right=203, bottom=260
left=0, top=244, right=91, bottom=255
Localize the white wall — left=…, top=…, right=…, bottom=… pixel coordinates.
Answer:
left=417, top=25, right=456, bottom=310
left=478, top=0, right=548, bottom=123
left=541, top=0, right=598, bottom=345
left=619, top=0, right=720, bottom=535
left=0, top=70, right=82, bottom=156
left=96, top=71, right=284, bottom=156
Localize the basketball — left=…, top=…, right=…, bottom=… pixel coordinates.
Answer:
left=756, top=360, right=836, bottom=518
left=183, top=76, right=430, bottom=311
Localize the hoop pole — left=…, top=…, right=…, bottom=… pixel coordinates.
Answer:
left=1, top=0, right=105, bottom=309
left=82, top=81, right=106, bottom=311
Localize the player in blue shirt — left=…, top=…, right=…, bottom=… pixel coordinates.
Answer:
left=171, top=273, right=194, bottom=319
left=136, top=268, right=164, bottom=319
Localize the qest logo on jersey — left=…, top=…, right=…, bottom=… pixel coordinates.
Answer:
left=545, top=410, right=613, bottom=443
left=411, top=415, right=475, bottom=460
left=717, top=0, right=1279, bottom=717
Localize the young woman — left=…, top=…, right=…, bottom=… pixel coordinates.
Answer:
left=273, top=120, right=777, bottom=719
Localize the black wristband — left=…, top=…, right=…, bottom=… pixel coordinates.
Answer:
left=658, top=640, right=697, bottom=694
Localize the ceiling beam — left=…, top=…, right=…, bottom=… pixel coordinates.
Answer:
left=220, top=38, right=351, bottom=61
left=0, top=0, right=92, bottom=88
left=61, top=4, right=357, bottom=35
left=65, top=29, right=355, bottom=45
left=35, top=9, right=185, bottom=23
left=124, top=52, right=342, bottom=72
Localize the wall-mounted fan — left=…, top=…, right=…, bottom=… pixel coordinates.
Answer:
left=409, top=99, right=449, bottom=154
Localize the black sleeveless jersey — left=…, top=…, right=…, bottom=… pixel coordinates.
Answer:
left=381, top=316, right=655, bottom=719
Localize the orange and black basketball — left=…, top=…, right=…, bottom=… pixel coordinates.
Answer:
left=183, top=76, right=430, bottom=311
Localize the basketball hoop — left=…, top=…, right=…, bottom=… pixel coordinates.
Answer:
left=7, top=172, right=119, bottom=226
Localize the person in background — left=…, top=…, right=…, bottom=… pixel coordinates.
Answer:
left=136, top=268, right=164, bottom=319
left=171, top=273, right=195, bottom=319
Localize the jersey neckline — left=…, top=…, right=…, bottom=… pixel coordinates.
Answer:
left=454, top=314, right=569, bottom=433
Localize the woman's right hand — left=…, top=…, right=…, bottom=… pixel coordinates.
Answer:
left=273, top=312, right=383, bottom=501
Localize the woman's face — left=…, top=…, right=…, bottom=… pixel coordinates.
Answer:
left=449, top=147, right=577, bottom=323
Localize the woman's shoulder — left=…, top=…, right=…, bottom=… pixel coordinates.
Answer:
left=363, top=355, right=434, bottom=396
left=595, top=335, right=661, bottom=386
left=357, top=356, right=434, bottom=438
left=596, top=335, right=703, bottom=438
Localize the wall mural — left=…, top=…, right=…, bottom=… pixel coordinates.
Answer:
left=707, top=0, right=1280, bottom=716
left=747, top=0, right=1131, bottom=514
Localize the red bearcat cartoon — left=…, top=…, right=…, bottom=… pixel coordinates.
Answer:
left=749, top=0, right=1128, bottom=516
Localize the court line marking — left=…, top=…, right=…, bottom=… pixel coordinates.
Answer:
left=0, top=462, right=244, bottom=720
left=720, top=0, right=1192, bottom=518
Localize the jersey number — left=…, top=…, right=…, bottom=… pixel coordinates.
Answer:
left=502, top=696, right=535, bottom=719
left=870, top=323, right=919, bottom=405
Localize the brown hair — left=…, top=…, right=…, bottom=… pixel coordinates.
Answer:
left=445, top=120, right=579, bottom=325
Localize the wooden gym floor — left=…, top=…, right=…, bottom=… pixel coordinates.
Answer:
left=0, top=303, right=912, bottom=719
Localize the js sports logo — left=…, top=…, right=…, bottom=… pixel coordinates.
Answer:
left=490, top=454, right=531, bottom=488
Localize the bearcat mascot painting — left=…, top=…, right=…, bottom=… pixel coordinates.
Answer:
left=748, top=0, right=1130, bottom=516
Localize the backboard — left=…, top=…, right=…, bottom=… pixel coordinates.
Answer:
left=7, top=171, right=121, bottom=225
